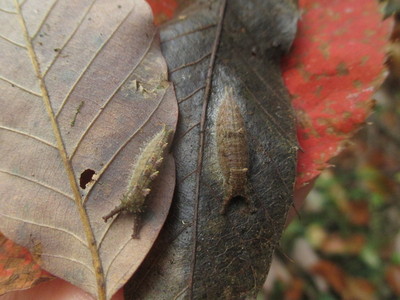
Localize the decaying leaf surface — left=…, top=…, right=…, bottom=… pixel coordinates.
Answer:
left=0, top=232, right=53, bottom=295
left=126, top=0, right=298, bottom=298
left=283, top=0, right=391, bottom=188
left=148, top=0, right=392, bottom=191
left=0, top=0, right=177, bottom=299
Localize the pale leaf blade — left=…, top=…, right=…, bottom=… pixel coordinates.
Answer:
left=0, top=0, right=178, bottom=298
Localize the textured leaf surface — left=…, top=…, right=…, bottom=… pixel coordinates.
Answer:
left=148, top=0, right=392, bottom=190
left=0, top=0, right=177, bottom=298
left=283, top=0, right=391, bottom=188
left=126, top=0, right=298, bottom=298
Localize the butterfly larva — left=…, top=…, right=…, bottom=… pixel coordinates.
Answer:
left=103, top=125, right=172, bottom=238
left=216, top=87, right=250, bottom=214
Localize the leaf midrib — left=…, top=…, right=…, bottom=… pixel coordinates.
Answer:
left=13, top=1, right=106, bottom=299
left=188, top=0, right=227, bottom=298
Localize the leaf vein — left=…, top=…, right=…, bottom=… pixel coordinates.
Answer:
left=14, top=0, right=105, bottom=297
left=82, top=86, right=168, bottom=205
left=236, top=49, right=292, bottom=110
left=161, top=23, right=217, bottom=44
left=177, top=85, right=205, bottom=104
left=173, top=287, right=189, bottom=300
left=238, top=72, right=295, bottom=147
left=0, top=32, right=26, bottom=48
left=0, top=125, right=57, bottom=148
left=0, top=168, right=74, bottom=200
left=170, top=52, right=211, bottom=74
left=31, top=0, right=60, bottom=40
left=19, top=0, right=27, bottom=8
left=41, top=0, right=96, bottom=77
left=104, top=236, right=130, bottom=278
left=180, top=169, right=197, bottom=184
left=69, top=29, right=158, bottom=159
left=96, top=213, right=120, bottom=251
left=175, top=122, right=200, bottom=144
left=0, top=76, right=41, bottom=97
left=130, top=223, right=191, bottom=290
left=188, top=0, right=227, bottom=296
left=0, top=213, right=87, bottom=247
left=40, top=253, right=95, bottom=274
left=0, top=7, right=17, bottom=14
left=55, top=5, right=136, bottom=118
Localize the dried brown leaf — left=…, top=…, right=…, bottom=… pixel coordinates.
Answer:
left=312, top=260, right=347, bottom=294
left=320, top=233, right=366, bottom=255
left=0, top=0, right=177, bottom=299
left=312, top=260, right=376, bottom=300
left=346, top=201, right=370, bottom=226
left=386, top=265, right=400, bottom=296
left=284, top=278, right=305, bottom=300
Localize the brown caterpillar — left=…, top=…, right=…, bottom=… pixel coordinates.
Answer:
left=103, top=125, right=172, bottom=238
left=216, top=87, right=250, bottom=214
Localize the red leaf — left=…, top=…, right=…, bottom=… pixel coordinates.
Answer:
left=283, top=0, right=392, bottom=187
left=146, top=0, right=178, bottom=24
left=0, top=233, right=53, bottom=295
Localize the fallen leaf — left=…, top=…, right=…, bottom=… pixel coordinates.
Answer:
left=344, top=277, right=376, bottom=300
left=386, top=264, right=400, bottom=296
left=0, top=233, right=53, bottom=295
left=149, top=0, right=392, bottom=189
left=346, top=201, right=370, bottom=226
left=284, top=278, right=305, bottom=300
left=312, top=260, right=376, bottom=300
left=146, top=0, right=179, bottom=24
left=283, top=0, right=391, bottom=188
left=126, top=0, right=298, bottom=298
left=0, top=278, right=124, bottom=300
left=312, top=260, right=347, bottom=294
left=320, top=233, right=366, bottom=255
left=0, top=0, right=177, bottom=299
left=1, top=0, right=394, bottom=296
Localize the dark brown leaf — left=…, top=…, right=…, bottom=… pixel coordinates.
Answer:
left=126, top=0, right=298, bottom=298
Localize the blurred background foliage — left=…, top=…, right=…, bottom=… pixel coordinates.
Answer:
left=264, top=2, right=400, bottom=298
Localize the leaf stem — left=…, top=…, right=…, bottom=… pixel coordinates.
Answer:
left=189, top=0, right=227, bottom=298
left=14, top=1, right=106, bottom=299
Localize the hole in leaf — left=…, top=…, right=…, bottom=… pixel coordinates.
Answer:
left=80, top=169, right=96, bottom=189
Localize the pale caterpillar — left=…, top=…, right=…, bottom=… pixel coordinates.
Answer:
left=216, top=87, right=251, bottom=214
left=103, top=125, right=172, bottom=238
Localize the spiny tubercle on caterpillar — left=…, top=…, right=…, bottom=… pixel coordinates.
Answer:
left=216, top=87, right=251, bottom=214
left=102, top=125, right=173, bottom=238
